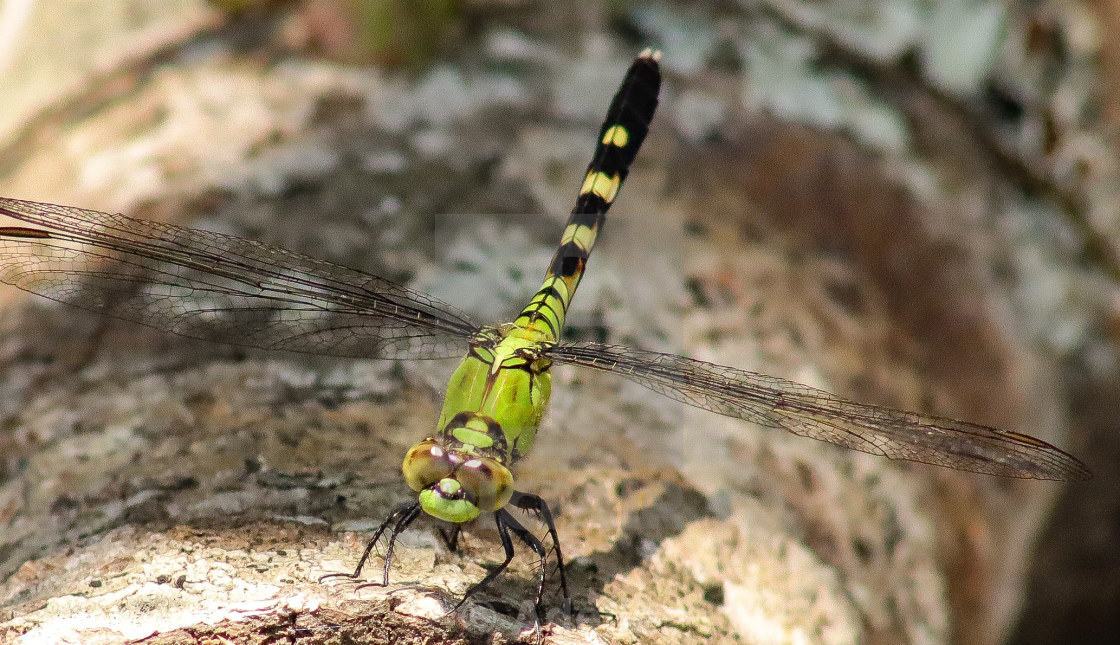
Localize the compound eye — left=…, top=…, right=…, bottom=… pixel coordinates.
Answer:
left=402, top=439, right=454, bottom=492
left=454, top=456, right=514, bottom=512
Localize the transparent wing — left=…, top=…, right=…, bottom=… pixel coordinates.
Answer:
left=548, top=342, right=1090, bottom=481
left=0, top=197, right=478, bottom=359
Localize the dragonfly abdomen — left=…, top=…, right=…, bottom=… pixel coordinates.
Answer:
left=514, top=50, right=662, bottom=340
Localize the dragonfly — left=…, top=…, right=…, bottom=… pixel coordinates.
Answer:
left=0, top=49, right=1090, bottom=630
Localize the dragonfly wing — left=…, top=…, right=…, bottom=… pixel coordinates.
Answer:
left=548, top=342, right=1090, bottom=481
left=0, top=197, right=478, bottom=360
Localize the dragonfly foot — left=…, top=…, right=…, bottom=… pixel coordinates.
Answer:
left=560, top=597, right=573, bottom=618
left=317, top=571, right=360, bottom=584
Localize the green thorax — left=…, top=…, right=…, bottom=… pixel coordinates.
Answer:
left=435, top=322, right=554, bottom=463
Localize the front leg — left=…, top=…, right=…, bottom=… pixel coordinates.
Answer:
left=508, top=490, right=571, bottom=615
left=451, top=509, right=521, bottom=613
left=319, top=501, right=422, bottom=588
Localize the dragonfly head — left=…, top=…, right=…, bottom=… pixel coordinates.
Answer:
left=403, top=438, right=514, bottom=523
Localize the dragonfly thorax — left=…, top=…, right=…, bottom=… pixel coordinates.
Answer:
left=437, top=325, right=554, bottom=456
left=410, top=324, right=554, bottom=523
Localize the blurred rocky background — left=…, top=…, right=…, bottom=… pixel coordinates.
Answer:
left=0, top=1, right=1117, bottom=644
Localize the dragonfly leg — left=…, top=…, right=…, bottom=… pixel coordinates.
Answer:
left=449, top=508, right=550, bottom=640
left=359, top=502, right=424, bottom=591
left=319, top=501, right=421, bottom=587
left=509, top=491, right=571, bottom=616
left=439, top=524, right=463, bottom=552
left=499, top=508, right=551, bottom=631
left=451, top=509, right=520, bottom=615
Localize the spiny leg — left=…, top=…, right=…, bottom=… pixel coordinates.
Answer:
left=357, top=502, right=424, bottom=591
left=439, top=524, right=463, bottom=552
left=500, top=508, right=552, bottom=629
left=319, top=501, right=421, bottom=586
left=450, top=509, right=521, bottom=615
left=509, top=490, right=571, bottom=615
left=448, top=508, right=551, bottom=639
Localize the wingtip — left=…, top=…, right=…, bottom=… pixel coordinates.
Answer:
left=1064, top=459, right=1094, bottom=482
